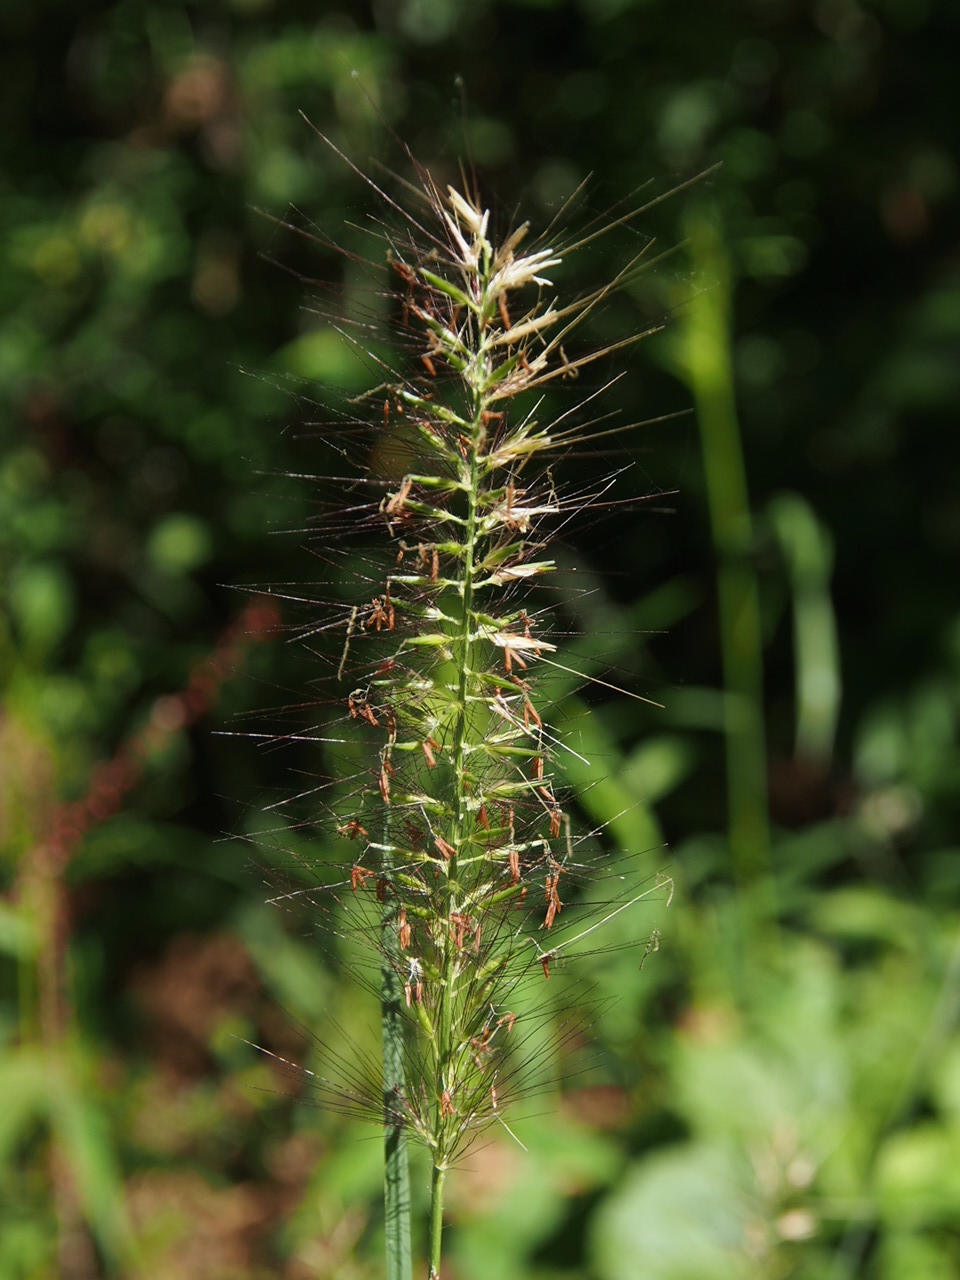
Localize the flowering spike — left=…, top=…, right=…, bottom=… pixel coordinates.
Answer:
left=273, top=136, right=682, bottom=1280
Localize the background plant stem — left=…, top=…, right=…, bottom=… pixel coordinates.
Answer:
left=680, top=210, right=774, bottom=923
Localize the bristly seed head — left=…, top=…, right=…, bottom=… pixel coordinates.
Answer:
left=274, top=131, right=677, bottom=1185
left=319, top=168, right=594, bottom=1165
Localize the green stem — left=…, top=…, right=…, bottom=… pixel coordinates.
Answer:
left=382, top=877, right=413, bottom=1280
left=680, top=210, right=775, bottom=924
left=427, top=1162, right=447, bottom=1280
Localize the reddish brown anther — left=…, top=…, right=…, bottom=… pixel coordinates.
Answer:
left=339, top=818, right=369, bottom=841
left=398, top=907, right=411, bottom=950
left=508, top=845, right=521, bottom=885
left=543, top=862, right=564, bottom=929
left=365, top=596, right=394, bottom=633
left=379, top=760, right=394, bottom=803
left=352, top=697, right=378, bottom=727
left=391, top=258, right=417, bottom=286
left=449, top=912, right=472, bottom=950
left=351, top=864, right=373, bottom=891
left=384, top=476, right=413, bottom=518
left=404, top=819, right=425, bottom=848
left=434, top=834, right=456, bottom=861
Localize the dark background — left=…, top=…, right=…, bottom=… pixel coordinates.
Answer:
left=2, top=1, right=959, bottom=1277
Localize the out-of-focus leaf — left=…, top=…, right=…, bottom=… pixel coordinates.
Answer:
left=276, top=328, right=377, bottom=390
left=558, top=692, right=662, bottom=855
left=146, top=513, right=213, bottom=575
left=810, top=887, right=922, bottom=951
left=48, top=1050, right=138, bottom=1272
left=621, top=735, right=695, bottom=804
left=0, top=900, right=37, bottom=959
left=591, top=1142, right=765, bottom=1280
left=931, top=1037, right=960, bottom=1125
left=874, top=1124, right=960, bottom=1229
left=0, top=1047, right=50, bottom=1163
left=451, top=1119, right=619, bottom=1280
left=236, top=900, right=336, bottom=1024
left=6, top=561, right=75, bottom=660
left=877, top=1228, right=959, bottom=1280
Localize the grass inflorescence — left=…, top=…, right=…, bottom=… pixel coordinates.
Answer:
left=259, top=130, right=683, bottom=1280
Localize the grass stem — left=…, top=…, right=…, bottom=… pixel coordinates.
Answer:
left=680, top=210, right=775, bottom=925
left=382, top=873, right=413, bottom=1280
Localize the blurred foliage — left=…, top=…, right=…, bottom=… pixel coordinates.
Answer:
left=2, top=0, right=959, bottom=1276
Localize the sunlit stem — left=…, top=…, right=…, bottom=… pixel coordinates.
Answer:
left=427, top=1162, right=447, bottom=1280
left=382, top=841, right=413, bottom=1280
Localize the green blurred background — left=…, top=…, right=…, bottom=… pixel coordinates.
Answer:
left=3, top=0, right=960, bottom=1276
